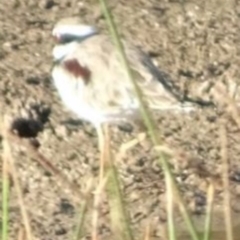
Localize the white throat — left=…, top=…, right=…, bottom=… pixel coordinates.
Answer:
left=52, top=42, right=78, bottom=61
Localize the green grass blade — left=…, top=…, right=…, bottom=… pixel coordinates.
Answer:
left=98, top=1, right=200, bottom=239
left=106, top=162, right=134, bottom=240
left=73, top=180, right=92, bottom=240
left=2, top=157, right=10, bottom=240
left=203, top=183, right=214, bottom=240
left=73, top=202, right=88, bottom=240
left=166, top=175, right=176, bottom=240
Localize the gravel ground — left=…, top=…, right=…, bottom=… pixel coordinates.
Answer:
left=0, top=0, right=240, bottom=239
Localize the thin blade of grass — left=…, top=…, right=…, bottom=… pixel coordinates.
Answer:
left=73, top=201, right=88, bottom=240
left=203, top=183, right=215, bottom=240
left=17, top=227, right=26, bottom=240
left=143, top=222, right=151, bottom=240
left=220, top=122, right=234, bottom=240
left=73, top=179, right=93, bottom=240
left=3, top=138, right=33, bottom=240
left=106, top=165, right=133, bottom=240
left=92, top=175, right=108, bottom=240
left=98, top=1, right=199, bottom=239
left=98, top=0, right=158, bottom=145
left=173, top=185, right=199, bottom=240
left=2, top=146, right=10, bottom=240
left=166, top=174, right=176, bottom=240
left=103, top=124, right=134, bottom=240
left=213, top=83, right=240, bottom=129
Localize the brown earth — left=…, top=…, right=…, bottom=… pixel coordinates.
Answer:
left=0, top=0, right=240, bottom=239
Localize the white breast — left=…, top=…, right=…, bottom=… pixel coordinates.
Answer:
left=52, top=69, right=142, bottom=126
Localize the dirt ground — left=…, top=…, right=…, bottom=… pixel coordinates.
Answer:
left=1, top=0, right=240, bottom=239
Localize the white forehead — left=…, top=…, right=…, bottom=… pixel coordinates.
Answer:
left=52, top=21, right=97, bottom=37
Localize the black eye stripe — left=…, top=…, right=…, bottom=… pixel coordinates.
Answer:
left=57, top=32, right=97, bottom=44
left=59, top=34, right=79, bottom=43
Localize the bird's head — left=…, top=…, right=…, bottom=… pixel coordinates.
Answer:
left=52, top=17, right=98, bottom=44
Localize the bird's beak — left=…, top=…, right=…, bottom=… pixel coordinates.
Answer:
left=52, top=34, right=60, bottom=43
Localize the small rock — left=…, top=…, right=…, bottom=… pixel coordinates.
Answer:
left=39, top=0, right=55, bottom=9
left=2, top=42, right=13, bottom=52
left=55, top=227, right=67, bottom=236
left=59, top=198, right=74, bottom=215
left=55, top=125, right=70, bottom=138
left=11, top=118, right=43, bottom=138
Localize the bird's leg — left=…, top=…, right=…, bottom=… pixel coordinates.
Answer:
left=96, top=123, right=104, bottom=153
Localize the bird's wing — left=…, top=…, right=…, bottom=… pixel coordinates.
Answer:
left=121, top=42, right=188, bottom=109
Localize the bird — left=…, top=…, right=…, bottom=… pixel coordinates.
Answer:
left=51, top=17, right=194, bottom=155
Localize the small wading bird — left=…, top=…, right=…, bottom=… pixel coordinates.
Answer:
left=51, top=17, right=194, bottom=155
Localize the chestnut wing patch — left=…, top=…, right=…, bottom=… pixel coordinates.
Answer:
left=63, top=59, right=91, bottom=84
